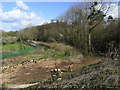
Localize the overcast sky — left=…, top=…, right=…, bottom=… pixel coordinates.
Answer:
left=0, top=0, right=119, bottom=32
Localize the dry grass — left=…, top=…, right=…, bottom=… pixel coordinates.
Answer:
left=31, top=41, right=83, bottom=59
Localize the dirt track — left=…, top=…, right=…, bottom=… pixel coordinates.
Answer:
left=1, top=57, right=104, bottom=88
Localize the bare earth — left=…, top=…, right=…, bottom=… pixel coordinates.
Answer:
left=0, top=57, right=104, bottom=88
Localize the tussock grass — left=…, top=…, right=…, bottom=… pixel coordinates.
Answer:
left=50, top=43, right=79, bottom=55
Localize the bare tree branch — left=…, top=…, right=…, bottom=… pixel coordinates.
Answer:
left=89, top=3, right=111, bottom=32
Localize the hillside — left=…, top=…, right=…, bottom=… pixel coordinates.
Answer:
left=1, top=1, right=120, bottom=89
left=1, top=42, right=119, bottom=89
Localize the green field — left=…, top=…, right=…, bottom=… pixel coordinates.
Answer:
left=1, top=44, right=36, bottom=59
left=1, top=43, right=69, bottom=60
left=1, top=43, right=33, bottom=51
left=2, top=48, right=36, bottom=59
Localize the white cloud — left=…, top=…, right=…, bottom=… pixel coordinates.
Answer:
left=16, top=0, right=29, bottom=10
left=1, top=22, right=20, bottom=31
left=0, top=1, right=47, bottom=31
left=106, top=3, right=119, bottom=18
left=95, top=3, right=119, bottom=18
left=0, top=8, right=2, bottom=13
left=0, top=9, right=23, bottom=22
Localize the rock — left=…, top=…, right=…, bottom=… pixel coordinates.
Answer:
left=57, top=78, right=62, bottom=81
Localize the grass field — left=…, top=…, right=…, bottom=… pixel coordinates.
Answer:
left=2, top=48, right=36, bottom=59
left=1, top=43, right=33, bottom=51
left=1, top=43, right=69, bottom=60
left=1, top=43, right=35, bottom=59
left=1, top=42, right=83, bottom=60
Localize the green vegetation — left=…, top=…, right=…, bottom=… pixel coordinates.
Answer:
left=1, top=43, right=35, bottom=59
left=1, top=43, right=33, bottom=51
left=22, top=42, right=82, bottom=60
left=1, top=42, right=80, bottom=60
left=15, top=15, right=119, bottom=56
left=26, top=47, right=68, bottom=60
left=2, top=47, right=36, bottom=59
left=1, top=2, right=119, bottom=56
left=45, top=49, right=68, bottom=59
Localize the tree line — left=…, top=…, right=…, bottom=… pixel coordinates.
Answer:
left=3, top=2, right=120, bottom=56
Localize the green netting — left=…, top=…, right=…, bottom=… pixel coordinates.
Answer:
left=2, top=47, right=37, bottom=59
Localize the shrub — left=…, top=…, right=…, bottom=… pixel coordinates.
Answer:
left=64, top=48, right=71, bottom=56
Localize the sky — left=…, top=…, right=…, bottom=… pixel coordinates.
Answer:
left=0, top=1, right=76, bottom=31
left=0, top=0, right=119, bottom=32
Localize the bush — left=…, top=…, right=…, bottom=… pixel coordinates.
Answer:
left=2, top=37, right=17, bottom=45
left=50, top=42, right=82, bottom=57
left=64, top=48, right=72, bottom=56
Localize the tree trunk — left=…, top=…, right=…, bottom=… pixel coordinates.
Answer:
left=88, top=32, right=92, bottom=54
left=84, top=26, right=89, bottom=55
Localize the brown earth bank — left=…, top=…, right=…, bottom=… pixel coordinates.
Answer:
left=1, top=57, right=104, bottom=88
